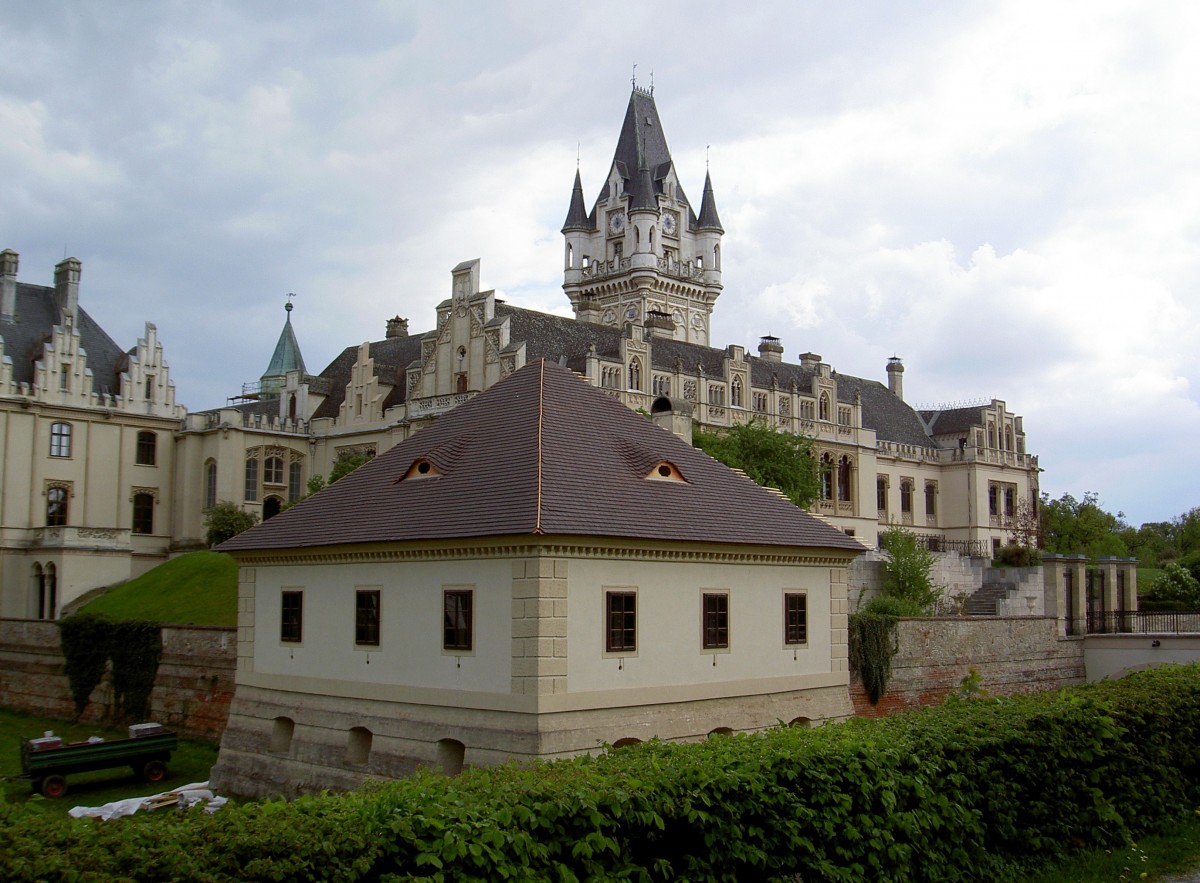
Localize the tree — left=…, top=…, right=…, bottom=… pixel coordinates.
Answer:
left=693, top=419, right=820, bottom=509
left=1145, top=563, right=1200, bottom=608
left=1039, top=491, right=1129, bottom=558
left=875, top=524, right=944, bottom=615
left=204, top=501, right=258, bottom=547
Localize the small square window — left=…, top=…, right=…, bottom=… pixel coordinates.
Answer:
left=355, top=589, right=380, bottom=646
left=443, top=589, right=473, bottom=651
left=281, top=590, right=303, bottom=643
left=605, top=591, right=636, bottom=653
left=785, top=593, right=808, bottom=645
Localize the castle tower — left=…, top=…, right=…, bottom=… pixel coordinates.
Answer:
left=258, top=298, right=307, bottom=400
left=561, top=87, right=723, bottom=344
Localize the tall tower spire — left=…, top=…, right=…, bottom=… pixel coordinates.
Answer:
left=560, top=88, right=723, bottom=344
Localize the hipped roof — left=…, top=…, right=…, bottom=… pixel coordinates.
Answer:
left=220, top=359, right=864, bottom=554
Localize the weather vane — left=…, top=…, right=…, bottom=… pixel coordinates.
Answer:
left=285, top=292, right=296, bottom=313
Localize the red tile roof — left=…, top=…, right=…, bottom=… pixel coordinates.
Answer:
left=219, top=360, right=865, bottom=554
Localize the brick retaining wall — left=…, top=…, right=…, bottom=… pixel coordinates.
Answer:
left=850, top=616, right=1085, bottom=717
left=0, top=619, right=236, bottom=743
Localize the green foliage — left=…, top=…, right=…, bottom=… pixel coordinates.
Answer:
left=993, top=543, right=1041, bottom=567
left=282, top=450, right=372, bottom=511
left=1145, top=563, right=1200, bottom=608
left=2, top=665, right=1199, bottom=881
left=55, top=615, right=162, bottom=722
left=1040, top=491, right=1129, bottom=558
left=79, top=552, right=237, bottom=627
left=107, top=621, right=163, bottom=721
left=879, top=524, right=943, bottom=614
left=693, top=419, right=820, bottom=508
left=56, top=614, right=112, bottom=718
left=203, top=501, right=258, bottom=547
left=848, top=609, right=899, bottom=704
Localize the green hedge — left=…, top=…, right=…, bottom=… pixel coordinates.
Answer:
left=2, top=664, right=1199, bottom=881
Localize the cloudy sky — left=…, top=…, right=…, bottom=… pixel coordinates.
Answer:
left=3, top=1, right=1197, bottom=526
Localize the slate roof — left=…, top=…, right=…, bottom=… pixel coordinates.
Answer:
left=220, top=359, right=865, bottom=554
left=696, top=171, right=724, bottom=232
left=919, top=407, right=983, bottom=437
left=1, top=282, right=127, bottom=397
left=598, top=89, right=696, bottom=223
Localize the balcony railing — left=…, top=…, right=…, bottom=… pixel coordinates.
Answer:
left=1087, top=610, right=1200, bottom=635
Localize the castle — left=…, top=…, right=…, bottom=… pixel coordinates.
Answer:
left=0, top=87, right=1039, bottom=619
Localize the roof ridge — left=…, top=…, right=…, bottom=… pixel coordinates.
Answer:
left=534, top=359, right=545, bottom=535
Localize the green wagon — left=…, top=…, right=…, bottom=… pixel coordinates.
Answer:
left=19, top=726, right=178, bottom=798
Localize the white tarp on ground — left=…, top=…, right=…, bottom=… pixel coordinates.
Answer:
left=68, top=781, right=227, bottom=820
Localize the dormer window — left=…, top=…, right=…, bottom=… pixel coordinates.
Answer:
left=402, top=458, right=440, bottom=481
left=646, top=461, right=686, bottom=482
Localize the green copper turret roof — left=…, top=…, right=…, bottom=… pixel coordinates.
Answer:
left=262, top=302, right=307, bottom=382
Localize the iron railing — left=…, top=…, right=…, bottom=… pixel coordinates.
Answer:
left=1086, top=610, right=1200, bottom=635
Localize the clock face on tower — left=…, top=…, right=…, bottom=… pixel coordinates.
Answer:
left=662, top=211, right=678, bottom=236
left=608, top=211, right=626, bottom=235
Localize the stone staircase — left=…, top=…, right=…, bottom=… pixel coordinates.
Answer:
left=964, top=577, right=1017, bottom=616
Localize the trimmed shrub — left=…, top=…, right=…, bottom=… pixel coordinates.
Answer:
left=1, top=665, right=1198, bottom=881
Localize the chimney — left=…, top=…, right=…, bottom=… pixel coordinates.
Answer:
left=799, top=352, right=822, bottom=369
left=386, top=315, right=409, bottom=339
left=758, top=335, right=783, bottom=363
left=0, top=249, right=17, bottom=322
left=54, top=257, right=81, bottom=318
left=887, top=356, right=904, bottom=400
left=644, top=308, right=675, bottom=339
left=650, top=395, right=693, bottom=443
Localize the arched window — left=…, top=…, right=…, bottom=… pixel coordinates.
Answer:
left=346, top=727, right=373, bottom=766
left=628, top=357, right=641, bottom=391
left=263, top=496, right=282, bottom=520
left=288, top=461, right=302, bottom=501
left=204, top=460, right=218, bottom=509
left=820, top=453, right=834, bottom=500
left=730, top=376, right=743, bottom=408
left=925, top=482, right=938, bottom=517
left=837, top=456, right=852, bottom=502
left=1004, top=425, right=1013, bottom=452
left=33, top=564, right=45, bottom=620
left=270, top=717, right=295, bottom=753
left=288, top=394, right=297, bottom=421
left=136, top=430, right=156, bottom=466
left=264, top=455, right=284, bottom=485
left=50, top=422, right=71, bottom=458
left=436, top=738, right=466, bottom=776
left=819, top=393, right=830, bottom=421
left=244, top=456, right=259, bottom=502
left=132, top=492, right=155, bottom=535
left=46, top=487, right=68, bottom=526
left=900, top=480, right=914, bottom=514
left=876, top=476, right=888, bottom=513
left=987, top=421, right=996, bottom=449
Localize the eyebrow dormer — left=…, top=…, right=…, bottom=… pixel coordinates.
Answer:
left=646, top=460, right=686, bottom=482
left=401, top=458, right=441, bottom=481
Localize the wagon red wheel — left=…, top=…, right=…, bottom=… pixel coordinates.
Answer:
left=142, top=760, right=167, bottom=783
left=41, top=775, right=67, bottom=799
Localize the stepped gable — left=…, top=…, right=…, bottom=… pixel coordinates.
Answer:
left=309, top=334, right=424, bottom=420
left=220, top=359, right=864, bottom=553
left=3, top=281, right=126, bottom=397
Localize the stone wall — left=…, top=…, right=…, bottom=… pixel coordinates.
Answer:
left=0, top=619, right=235, bottom=743
left=849, top=550, right=988, bottom=611
left=850, top=616, right=1085, bottom=717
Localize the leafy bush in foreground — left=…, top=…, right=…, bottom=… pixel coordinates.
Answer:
left=1, top=664, right=1198, bottom=881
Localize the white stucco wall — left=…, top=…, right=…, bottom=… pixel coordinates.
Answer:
left=251, top=559, right=513, bottom=694
left=566, top=557, right=834, bottom=694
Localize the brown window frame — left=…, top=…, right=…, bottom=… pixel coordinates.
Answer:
left=784, top=593, right=808, bottom=645
left=135, top=430, right=157, bottom=466
left=605, top=591, right=636, bottom=653
left=702, top=592, right=729, bottom=650
left=281, top=590, right=303, bottom=643
left=131, top=492, right=155, bottom=535
left=443, top=589, right=473, bottom=652
left=355, top=589, right=380, bottom=647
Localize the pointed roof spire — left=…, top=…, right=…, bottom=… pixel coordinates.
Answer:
left=561, top=168, right=593, bottom=232
left=262, top=296, right=307, bottom=385
left=696, top=170, right=724, bottom=232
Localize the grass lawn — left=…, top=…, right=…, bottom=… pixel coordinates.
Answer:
left=1025, top=809, right=1200, bottom=882
left=0, top=709, right=218, bottom=812
left=79, top=551, right=237, bottom=626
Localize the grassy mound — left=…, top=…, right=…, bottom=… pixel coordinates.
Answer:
left=79, top=552, right=237, bottom=626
